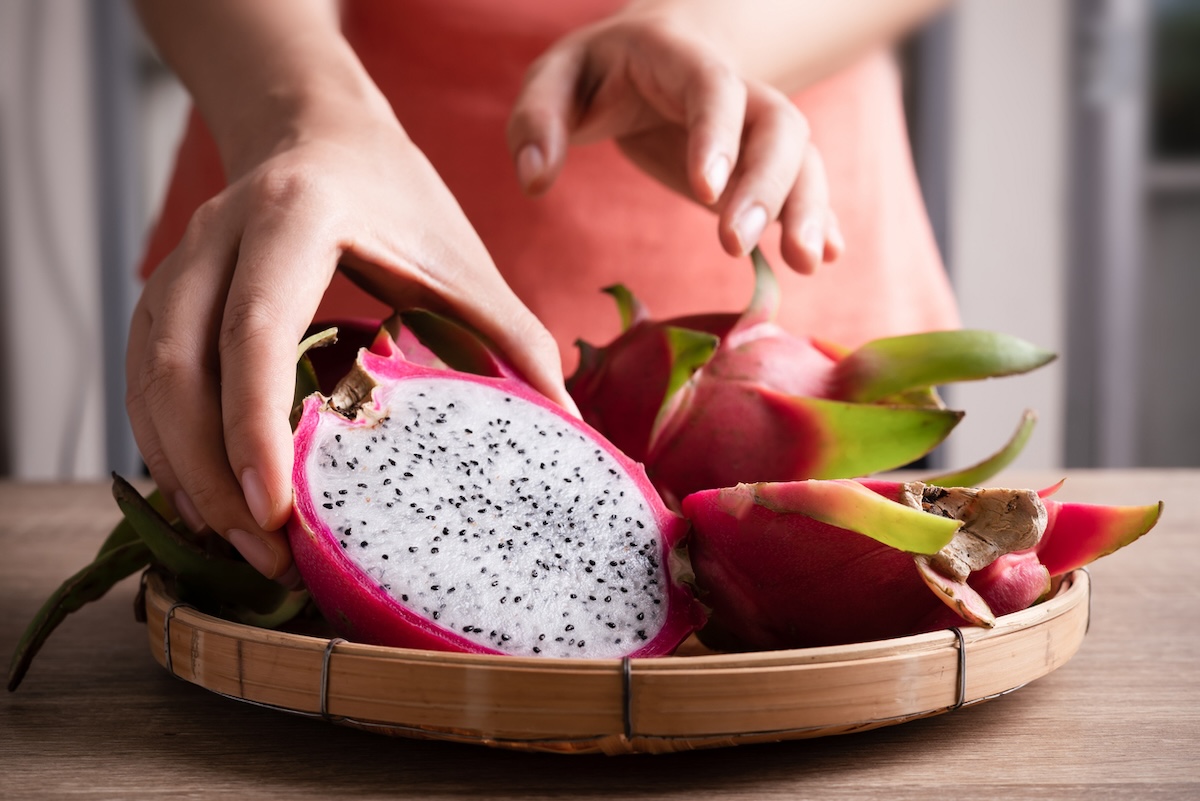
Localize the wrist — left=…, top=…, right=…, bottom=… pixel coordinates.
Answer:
left=611, top=0, right=744, bottom=76
left=206, top=38, right=401, bottom=179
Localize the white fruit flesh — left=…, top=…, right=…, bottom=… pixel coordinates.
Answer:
left=304, top=377, right=670, bottom=657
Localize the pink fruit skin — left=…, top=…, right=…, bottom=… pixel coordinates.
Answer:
left=570, top=312, right=837, bottom=461
left=701, top=322, right=837, bottom=399
left=571, top=308, right=959, bottom=503
left=1037, top=499, right=1163, bottom=577
left=569, top=320, right=683, bottom=464
left=683, top=485, right=953, bottom=649
left=683, top=479, right=1159, bottom=650
left=646, top=380, right=830, bottom=507
left=289, top=338, right=705, bottom=657
left=916, top=552, right=1051, bottom=632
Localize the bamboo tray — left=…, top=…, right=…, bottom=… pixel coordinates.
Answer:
left=142, top=570, right=1090, bottom=755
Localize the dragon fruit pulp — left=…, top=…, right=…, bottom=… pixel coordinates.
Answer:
left=568, top=250, right=1057, bottom=506
left=288, top=316, right=706, bottom=658
left=681, top=478, right=1161, bottom=651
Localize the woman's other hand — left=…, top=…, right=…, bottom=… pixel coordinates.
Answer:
left=507, top=8, right=845, bottom=275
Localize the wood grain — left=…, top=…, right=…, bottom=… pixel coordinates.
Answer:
left=2, top=471, right=1198, bottom=799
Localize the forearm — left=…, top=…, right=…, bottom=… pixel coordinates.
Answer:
left=133, top=0, right=397, bottom=178
left=624, top=0, right=950, bottom=92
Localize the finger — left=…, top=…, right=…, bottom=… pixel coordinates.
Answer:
left=125, top=290, right=206, bottom=533
left=352, top=259, right=578, bottom=418
left=676, top=57, right=746, bottom=204
left=342, top=189, right=579, bottom=418
left=506, top=43, right=584, bottom=196
left=469, top=293, right=579, bottom=417
left=615, top=124, right=692, bottom=197
left=219, top=204, right=336, bottom=541
left=716, top=86, right=810, bottom=258
left=612, top=31, right=746, bottom=204
left=779, top=144, right=837, bottom=274
left=141, top=216, right=290, bottom=578
left=417, top=270, right=579, bottom=418
left=825, top=207, right=847, bottom=263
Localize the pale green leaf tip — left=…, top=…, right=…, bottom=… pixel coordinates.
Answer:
left=924, top=409, right=1037, bottom=487
left=754, top=479, right=960, bottom=555
left=662, top=326, right=719, bottom=402
left=741, top=248, right=780, bottom=328
left=601, top=284, right=646, bottom=331
left=297, top=327, right=338, bottom=361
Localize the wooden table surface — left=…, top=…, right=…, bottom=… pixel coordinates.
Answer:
left=1, top=470, right=1197, bottom=800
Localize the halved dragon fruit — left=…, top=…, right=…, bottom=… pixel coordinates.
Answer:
left=682, top=478, right=1162, bottom=650
left=288, top=317, right=706, bottom=658
left=569, top=251, right=1056, bottom=506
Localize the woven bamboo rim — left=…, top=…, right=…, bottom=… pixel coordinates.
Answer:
left=143, top=570, right=1090, bottom=755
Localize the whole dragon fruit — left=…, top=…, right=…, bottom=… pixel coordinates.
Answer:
left=569, top=251, right=1056, bottom=506
left=288, top=315, right=706, bottom=658
left=682, top=478, right=1162, bottom=650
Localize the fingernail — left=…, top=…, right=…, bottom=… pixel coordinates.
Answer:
left=704, top=154, right=731, bottom=199
left=240, top=468, right=273, bottom=530
left=828, top=219, right=846, bottom=255
left=229, top=529, right=280, bottom=578
left=276, top=562, right=304, bottom=590
left=173, top=491, right=207, bottom=533
left=734, top=205, right=768, bottom=255
left=516, top=144, right=545, bottom=190
left=800, top=218, right=825, bottom=265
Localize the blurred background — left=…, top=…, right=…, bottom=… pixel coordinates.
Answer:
left=0, top=0, right=1196, bottom=481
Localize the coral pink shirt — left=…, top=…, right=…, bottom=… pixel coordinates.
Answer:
left=140, top=0, right=959, bottom=369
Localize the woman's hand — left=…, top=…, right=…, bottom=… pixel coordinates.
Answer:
left=126, top=109, right=572, bottom=581
left=507, top=9, right=845, bottom=275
